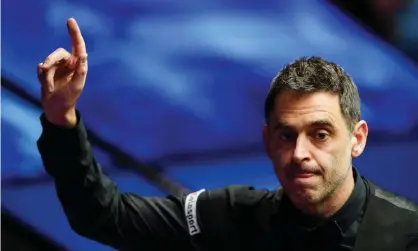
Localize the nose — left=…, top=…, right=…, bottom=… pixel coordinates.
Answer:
left=292, top=135, right=311, bottom=163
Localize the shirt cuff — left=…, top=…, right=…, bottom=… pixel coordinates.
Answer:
left=37, top=110, right=90, bottom=166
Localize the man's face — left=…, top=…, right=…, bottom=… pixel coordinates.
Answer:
left=263, top=91, right=367, bottom=208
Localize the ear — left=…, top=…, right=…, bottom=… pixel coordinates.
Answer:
left=263, top=125, right=272, bottom=159
left=351, top=120, right=368, bottom=158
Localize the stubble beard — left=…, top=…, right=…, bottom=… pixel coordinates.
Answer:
left=287, top=163, right=352, bottom=217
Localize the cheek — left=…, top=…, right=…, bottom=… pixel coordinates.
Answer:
left=306, top=146, right=340, bottom=176
left=271, top=147, right=292, bottom=166
left=322, top=146, right=351, bottom=177
left=319, top=152, right=336, bottom=170
left=270, top=150, right=290, bottom=176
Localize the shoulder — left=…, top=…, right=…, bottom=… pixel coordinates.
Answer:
left=367, top=180, right=418, bottom=232
left=183, top=186, right=279, bottom=236
left=192, top=185, right=278, bottom=212
left=370, top=181, right=417, bottom=212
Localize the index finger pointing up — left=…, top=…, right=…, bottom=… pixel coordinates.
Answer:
left=67, top=18, right=87, bottom=57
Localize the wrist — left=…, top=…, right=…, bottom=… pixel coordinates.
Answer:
left=45, top=108, right=77, bottom=128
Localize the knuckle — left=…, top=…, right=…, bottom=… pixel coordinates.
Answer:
left=44, top=55, right=53, bottom=63
left=79, top=53, right=88, bottom=60
left=56, top=47, right=66, bottom=53
left=78, top=69, right=88, bottom=76
left=73, top=85, right=83, bottom=93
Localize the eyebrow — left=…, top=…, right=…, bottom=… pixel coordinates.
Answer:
left=273, top=119, right=336, bottom=131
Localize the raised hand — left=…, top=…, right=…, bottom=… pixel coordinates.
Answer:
left=38, top=18, right=88, bottom=127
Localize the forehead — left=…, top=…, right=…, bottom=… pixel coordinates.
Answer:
left=270, top=91, right=345, bottom=127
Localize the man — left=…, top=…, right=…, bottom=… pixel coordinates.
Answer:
left=37, top=18, right=417, bottom=251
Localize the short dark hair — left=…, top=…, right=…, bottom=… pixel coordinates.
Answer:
left=264, top=56, right=361, bottom=130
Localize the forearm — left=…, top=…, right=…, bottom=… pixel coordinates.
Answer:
left=37, top=111, right=192, bottom=249
left=37, top=111, right=124, bottom=244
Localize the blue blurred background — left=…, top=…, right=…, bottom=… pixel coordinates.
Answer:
left=2, top=0, right=418, bottom=250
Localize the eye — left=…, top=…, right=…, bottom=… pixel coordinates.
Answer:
left=278, top=132, right=294, bottom=141
left=315, top=131, right=329, bottom=141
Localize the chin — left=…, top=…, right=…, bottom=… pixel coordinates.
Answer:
left=288, top=187, right=324, bottom=205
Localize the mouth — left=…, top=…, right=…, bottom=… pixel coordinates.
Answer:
left=293, top=173, right=315, bottom=178
left=288, top=173, right=317, bottom=187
